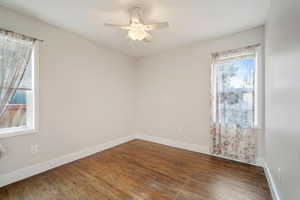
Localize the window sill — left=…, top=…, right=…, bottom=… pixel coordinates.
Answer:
left=0, top=127, right=38, bottom=139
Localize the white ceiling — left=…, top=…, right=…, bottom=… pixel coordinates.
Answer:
left=0, top=0, right=270, bottom=57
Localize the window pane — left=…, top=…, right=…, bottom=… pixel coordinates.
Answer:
left=9, top=90, right=27, bottom=104
left=216, top=56, right=255, bottom=128
left=0, top=61, right=33, bottom=130
left=0, top=90, right=31, bottom=129
left=19, top=60, right=32, bottom=90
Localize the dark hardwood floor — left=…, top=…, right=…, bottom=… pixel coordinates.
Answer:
left=0, top=139, right=272, bottom=200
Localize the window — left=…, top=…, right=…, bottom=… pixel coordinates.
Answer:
left=212, top=45, right=262, bottom=128
left=0, top=45, right=38, bottom=138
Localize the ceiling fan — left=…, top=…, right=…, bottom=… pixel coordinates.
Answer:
left=104, top=7, right=169, bottom=42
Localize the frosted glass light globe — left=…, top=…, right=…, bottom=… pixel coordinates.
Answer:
left=128, top=28, right=146, bottom=41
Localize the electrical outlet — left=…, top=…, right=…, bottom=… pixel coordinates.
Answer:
left=30, top=144, right=39, bottom=154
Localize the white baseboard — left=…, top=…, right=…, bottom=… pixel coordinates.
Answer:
left=0, top=133, right=265, bottom=188
left=135, top=134, right=264, bottom=167
left=136, top=134, right=210, bottom=154
left=264, top=164, right=281, bottom=200
left=137, top=133, right=275, bottom=199
left=0, top=135, right=135, bottom=188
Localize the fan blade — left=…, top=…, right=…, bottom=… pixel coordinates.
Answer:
left=104, top=23, right=130, bottom=30
left=145, top=22, right=169, bottom=31
left=143, top=32, right=153, bottom=42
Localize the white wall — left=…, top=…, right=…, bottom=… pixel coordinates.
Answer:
left=0, top=7, right=136, bottom=175
left=265, top=0, right=300, bottom=199
left=136, top=26, right=265, bottom=161
left=0, top=5, right=267, bottom=182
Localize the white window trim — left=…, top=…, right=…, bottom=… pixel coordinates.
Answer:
left=0, top=42, right=39, bottom=138
left=254, top=46, right=264, bottom=129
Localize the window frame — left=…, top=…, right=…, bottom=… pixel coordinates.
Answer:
left=254, top=46, right=264, bottom=129
left=0, top=43, right=39, bottom=138
left=212, top=45, right=264, bottom=129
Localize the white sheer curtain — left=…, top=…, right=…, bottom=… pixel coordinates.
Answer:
left=210, top=44, right=260, bottom=164
left=0, top=30, right=35, bottom=119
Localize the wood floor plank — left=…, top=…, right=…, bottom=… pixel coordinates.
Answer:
left=0, top=139, right=272, bottom=200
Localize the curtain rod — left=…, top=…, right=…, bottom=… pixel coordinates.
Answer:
left=211, top=43, right=261, bottom=57
left=0, top=28, right=44, bottom=42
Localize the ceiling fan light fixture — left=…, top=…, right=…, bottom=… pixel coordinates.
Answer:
left=128, top=27, right=146, bottom=41
left=104, top=7, right=169, bottom=42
